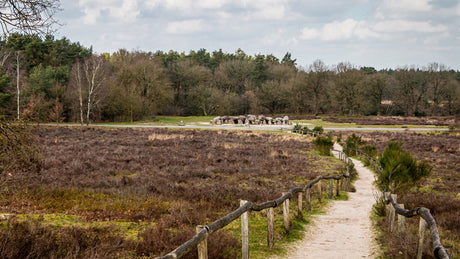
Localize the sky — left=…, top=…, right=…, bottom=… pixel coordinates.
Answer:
left=54, top=0, right=460, bottom=70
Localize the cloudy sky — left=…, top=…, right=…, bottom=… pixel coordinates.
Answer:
left=55, top=0, right=460, bottom=70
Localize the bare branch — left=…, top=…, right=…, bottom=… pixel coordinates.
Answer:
left=0, top=0, right=61, bottom=35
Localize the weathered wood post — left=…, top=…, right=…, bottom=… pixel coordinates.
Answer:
left=389, top=194, right=397, bottom=232
left=297, top=192, right=303, bottom=218
left=240, top=200, right=249, bottom=259
left=317, top=182, right=322, bottom=203
left=267, top=207, right=274, bottom=249
left=416, top=216, right=428, bottom=259
left=384, top=192, right=391, bottom=216
left=336, top=179, right=340, bottom=196
left=329, top=179, right=333, bottom=198
left=397, top=204, right=406, bottom=233
left=306, top=188, right=311, bottom=212
left=282, top=192, right=290, bottom=232
left=196, top=225, right=208, bottom=259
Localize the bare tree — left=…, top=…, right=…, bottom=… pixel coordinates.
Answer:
left=334, top=62, right=365, bottom=115
left=84, top=55, right=108, bottom=125
left=0, top=0, right=61, bottom=35
left=68, top=55, right=108, bottom=125
left=308, top=59, right=328, bottom=115
left=394, top=67, right=428, bottom=116
left=426, top=63, right=449, bottom=115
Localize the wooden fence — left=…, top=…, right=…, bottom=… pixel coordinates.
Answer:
left=156, top=149, right=353, bottom=259
left=156, top=134, right=451, bottom=259
left=344, top=145, right=450, bottom=259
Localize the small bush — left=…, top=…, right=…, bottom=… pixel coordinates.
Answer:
left=312, top=136, right=333, bottom=156
left=377, top=142, right=431, bottom=193
left=302, top=126, right=310, bottom=134
left=312, top=126, right=324, bottom=134
left=292, top=123, right=302, bottom=133
left=362, top=145, right=377, bottom=166
left=345, top=133, right=364, bottom=156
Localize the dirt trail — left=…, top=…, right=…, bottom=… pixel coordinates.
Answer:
left=272, top=143, right=379, bottom=258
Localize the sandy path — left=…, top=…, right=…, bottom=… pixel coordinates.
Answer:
left=271, top=143, right=379, bottom=258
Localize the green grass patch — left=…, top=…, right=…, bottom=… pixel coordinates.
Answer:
left=1, top=213, right=154, bottom=241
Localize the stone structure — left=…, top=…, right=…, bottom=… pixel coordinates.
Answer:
left=210, top=115, right=291, bottom=125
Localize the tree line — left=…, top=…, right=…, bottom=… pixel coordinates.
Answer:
left=0, top=34, right=459, bottom=124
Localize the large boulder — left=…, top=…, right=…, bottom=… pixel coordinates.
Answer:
left=247, top=114, right=256, bottom=124
left=210, top=116, right=221, bottom=125
left=282, top=115, right=290, bottom=125
left=266, top=116, right=273, bottom=125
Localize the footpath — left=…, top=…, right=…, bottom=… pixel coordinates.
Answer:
left=272, top=143, right=379, bottom=258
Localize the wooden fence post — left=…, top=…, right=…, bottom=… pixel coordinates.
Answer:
left=196, top=225, right=208, bottom=259
left=297, top=192, right=303, bottom=218
left=397, top=204, right=406, bottom=233
left=240, top=200, right=249, bottom=259
left=267, top=207, right=274, bottom=249
left=416, top=216, right=428, bottom=259
left=384, top=192, right=390, bottom=216
left=317, top=182, right=322, bottom=203
left=388, top=194, right=397, bottom=232
left=329, top=179, right=333, bottom=198
left=306, top=188, right=311, bottom=212
left=336, top=179, right=340, bottom=196
left=282, top=192, right=290, bottom=232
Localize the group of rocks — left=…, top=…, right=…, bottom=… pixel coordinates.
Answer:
left=210, top=115, right=291, bottom=125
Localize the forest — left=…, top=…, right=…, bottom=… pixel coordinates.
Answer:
left=0, top=33, right=459, bottom=124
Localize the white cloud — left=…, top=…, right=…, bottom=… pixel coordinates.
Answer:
left=166, top=19, right=206, bottom=34
left=375, top=0, right=431, bottom=19
left=373, top=20, right=447, bottom=33
left=78, top=0, right=140, bottom=25
left=144, top=0, right=229, bottom=11
left=300, top=28, right=319, bottom=40
left=301, top=19, right=378, bottom=41
left=300, top=18, right=447, bottom=41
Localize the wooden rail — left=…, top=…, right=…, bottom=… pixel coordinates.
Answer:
left=384, top=193, right=450, bottom=259
left=156, top=149, right=353, bottom=259
left=345, top=144, right=450, bottom=259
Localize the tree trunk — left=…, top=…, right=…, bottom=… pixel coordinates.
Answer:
left=16, top=52, right=20, bottom=120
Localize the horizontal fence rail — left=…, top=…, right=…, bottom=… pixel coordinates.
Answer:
left=384, top=193, right=450, bottom=259
left=156, top=149, right=353, bottom=259
left=344, top=143, right=450, bottom=259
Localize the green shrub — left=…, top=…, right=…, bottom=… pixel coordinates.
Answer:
left=312, top=126, right=324, bottom=134
left=377, top=142, right=431, bottom=193
left=292, top=123, right=302, bottom=133
left=312, top=135, right=333, bottom=156
left=362, top=145, right=377, bottom=166
left=345, top=133, right=364, bottom=156
left=302, top=126, right=310, bottom=134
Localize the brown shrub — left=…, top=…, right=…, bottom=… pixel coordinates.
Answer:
left=0, top=219, right=134, bottom=259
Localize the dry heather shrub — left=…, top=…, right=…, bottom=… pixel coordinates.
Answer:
left=0, top=219, right=134, bottom=259
left=148, top=133, right=190, bottom=141
left=137, top=221, right=239, bottom=258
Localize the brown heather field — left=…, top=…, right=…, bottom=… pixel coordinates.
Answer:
left=325, top=116, right=457, bottom=126
left=341, top=131, right=460, bottom=258
left=0, top=127, right=344, bottom=258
